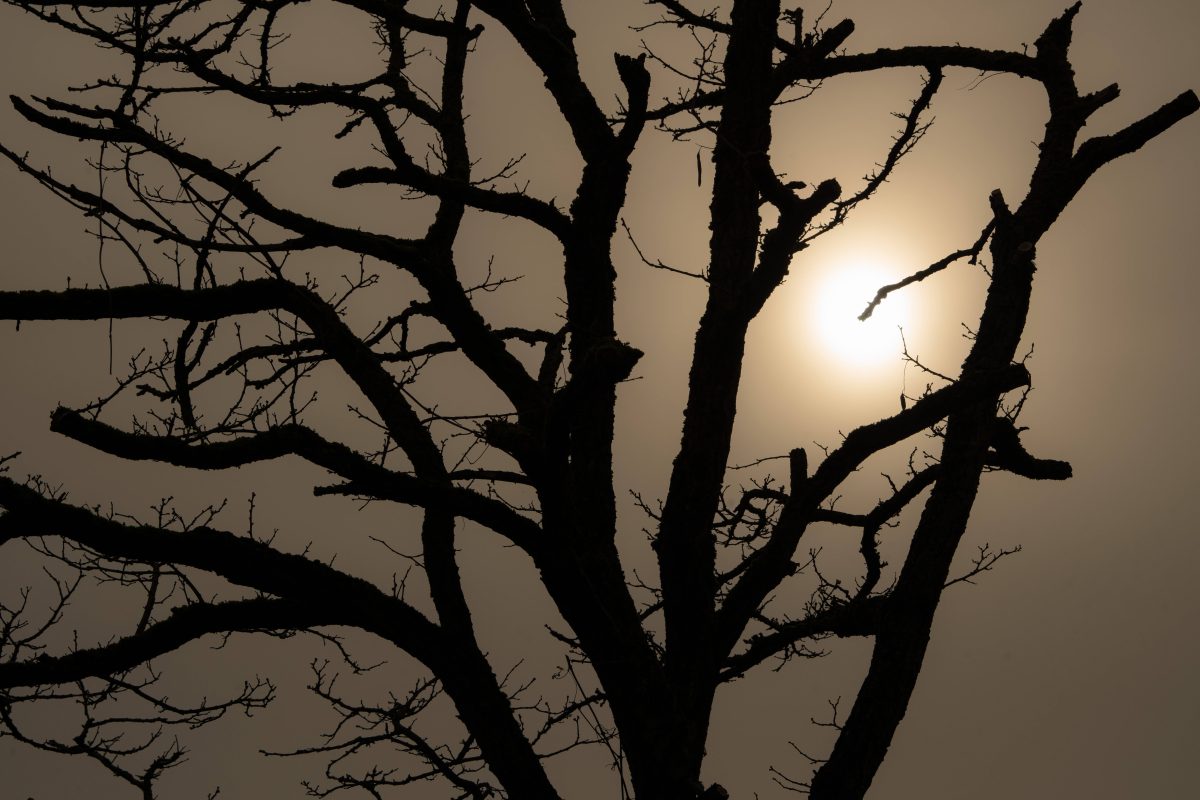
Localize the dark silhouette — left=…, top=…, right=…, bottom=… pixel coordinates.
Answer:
left=0, top=2, right=1194, bottom=798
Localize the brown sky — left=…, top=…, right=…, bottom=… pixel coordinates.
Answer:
left=1, top=1, right=1197, bottom=797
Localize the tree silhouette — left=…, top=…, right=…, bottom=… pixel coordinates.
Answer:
left=0, top=1, right=1194, bottom=798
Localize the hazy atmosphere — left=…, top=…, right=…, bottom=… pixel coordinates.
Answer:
left=1, top=0, right=1197, bottom=797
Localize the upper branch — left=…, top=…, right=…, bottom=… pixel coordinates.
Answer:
left=646, top=44, right=1040, bottom=122
left=332, top=164, right=572, bottom=240
left=9, top=96, right=431, bottom=270
left=0, top=276, right=285, bottom=322
left=470, top=0, right=617, bottom=161
left=0, top=142, right=319, bottom=255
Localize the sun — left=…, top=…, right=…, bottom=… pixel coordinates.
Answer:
left=809, top=263, right=909, bottom=367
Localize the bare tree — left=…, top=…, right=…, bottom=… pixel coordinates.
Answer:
left=0, top=1, right=1194, bottom=798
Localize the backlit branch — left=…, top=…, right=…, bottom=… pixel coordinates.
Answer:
left=47, top=409, right=544, bottom=551
left=0, top=142, right=319, bottom=256
left=720, top=595, right=887, bottom=683
left=0, top=476, right=443, bottom=654
left=805, top=67, right=944, bottom=242
left=0, top=597, right=324, bottom=690
left=9, top=96, right=431, bottom=268
left=860, top=216, right=996, bottom=321
left=0, top=276, right=451, bottom=473
left=716, top=362, right=1031, bottom=654
left=647, top=35, right=1045, bottom=122
left=0, top=1, right=1194, bottom=797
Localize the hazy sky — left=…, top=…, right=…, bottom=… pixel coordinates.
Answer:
left=1, top=1, right=1197, bottom=798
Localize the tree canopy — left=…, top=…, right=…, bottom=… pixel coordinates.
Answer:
left=0, top=1, right=1195, bottom=798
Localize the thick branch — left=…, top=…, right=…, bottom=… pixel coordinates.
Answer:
left=470, top=0, right=616, bottom=161
left=0, top=277, right=284, bottom=322
left=985, top=417, right=1072, bottom=480
left=1074, top=90, right=1200, bottom=179
left=0, top=276, right=446, bottom=475
left=716, top=363, right=1031, bottom=654
left=0, top=477, right=443, bottom=656
left=332, top=165, right=571, bottom=239
left=0, top=597, right=327, bottom=689
left=0, top=477, right=561, bottom=799
left=48, top=409, right=544, bottom=550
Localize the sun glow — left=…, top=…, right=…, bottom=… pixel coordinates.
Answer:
left=810, top=263, right=909, bottom=368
